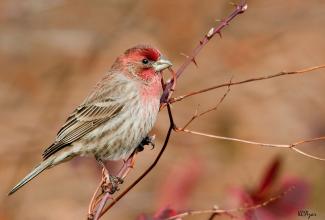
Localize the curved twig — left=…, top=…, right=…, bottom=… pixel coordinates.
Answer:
left=165, top=186, right=295, bottom=220
left=170, top=64, right=325, bottom=104
left=177, top=129, right=325, bottom=161
left=98, top=104, right=175, bottom=218
left=89, top=2, right=248, bottom=218
left=160, top=0, right=248, bottom=103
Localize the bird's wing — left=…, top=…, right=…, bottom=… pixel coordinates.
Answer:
left=42, top=99, right=124, bottom=160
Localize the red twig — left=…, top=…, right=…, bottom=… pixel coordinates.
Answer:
left=164, top=186, right=295, bottom=220
left=93, top=193, right=112, bottom=220
left=88, top=179, right=104, bottom=218
left=160, top=0, right=247, bottom=103
left=96, top=68, right=177, bottom=218
left=89, top=2, right=248, bottom=218
left=86, top=0, right=325, bottom=218
left=88, top=151, right=139, bottom=219
left=170, top=65, right=325, bottom=104
left=176, top=130, right=325, bottom=161
left=177, top=78, right=232, bottom=131
left=98, top=104, right=176, bottom=218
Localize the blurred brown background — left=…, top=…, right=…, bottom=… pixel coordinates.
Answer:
left=1, top=0, right=325, bottom=219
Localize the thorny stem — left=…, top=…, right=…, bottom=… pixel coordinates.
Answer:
left=165, top=187, right=295, bottom=220
left=91, top=1, right=248, bottom=212
left=170, top=70, right=325, bottom=161
left=92, top=155, right=136, bottom=219
left=160, top=0, right=247, bottom=103
left=164, top=186, right=295, bottom=220
left=179, top=78, right=232, bottom=130
left=98, top=104, right=175, bottom=218
left=89, top=153, right=136, bottom=219
left=88, top=0, right=325, bottom=218
left=93, top=193, right=111, bottom=220
left=97, top=69, right=177, bottom=218
left=89, top=66, right=177, bottom=219
left=88, top=179, right=104, bottom=218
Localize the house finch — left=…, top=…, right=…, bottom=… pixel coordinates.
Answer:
left=9, top=44, right=172, bottom=195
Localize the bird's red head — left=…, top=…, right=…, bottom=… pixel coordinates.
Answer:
left=125, top=45, right=161, bottom=62
left=113, top=45, right=172, bottom=82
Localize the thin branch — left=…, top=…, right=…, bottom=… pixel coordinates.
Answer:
left=93, top=193, right=112, bottom=220
left=160, top=0, right=247, bottom=103
left=160, top=68, right=177, bottom=110
left=178, top=78, right=232, bottom=130
left=177, top=129, right=325, bottom=161
left=86, top=0, right=325, bottom=218
left=208, top=206, right=236, bottom=220
left=89, top=2, right=249, bottom=218
left=97, top=68, right=177, bottom=217
left=92, top=1, right=248, bottom=213
left=165, top=186, right=295, bottom=220
left=88, top=179, right=104, bottom=219
left=90, top=155, right=136, bottom=220
left=89, top=68, right=178, bottom=219
left=170, top=64, right=325, bottom=104
left=98, top=104, right=175, bottom=218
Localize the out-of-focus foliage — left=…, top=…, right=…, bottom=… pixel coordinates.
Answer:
left=229, top=156, right=310, bottom=220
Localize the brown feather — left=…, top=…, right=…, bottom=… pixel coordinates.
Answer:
left=42, top=103, right=124, bottom=160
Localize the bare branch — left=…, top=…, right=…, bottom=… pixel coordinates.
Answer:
left=170, top=64, right=325, bottom=104
left=177, top=129, right=325, bottom=161
left=160, top=0, right=248, bottom=103
left=98, top=104, right=176, bottom=218
left=84, top=2, right=325, bottom=219
left=88, top=64, right=179, bottom=219
left=165, top=186, right=295, bottom=220
left=94, top=4, right=249, bottom=215
left=96, top=68, right=178, bottom=217
left=177, top=78, right=232, bottom=131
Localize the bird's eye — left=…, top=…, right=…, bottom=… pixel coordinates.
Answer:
left=142, top=59, right=149, bottom=64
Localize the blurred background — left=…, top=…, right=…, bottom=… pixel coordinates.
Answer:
left=1, top=0, right=325, bottom=219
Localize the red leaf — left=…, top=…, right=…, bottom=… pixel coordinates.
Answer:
left=268, top=177, right=309, bottom=217
left=157, top=157, right=203, bottom=210
left=136, top=207, right=178, bottom=220
left=136, top=214, right=151, bottom=220
left=154, top=207, right=178, bottom=220
left=255, top=156, right=282, bottom=197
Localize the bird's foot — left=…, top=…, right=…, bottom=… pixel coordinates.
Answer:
left=136, top=135, right=156, bottom=153
left=110, top=175, right=124, bottom=185
left=102, top=175, right=124, bottom=194
left=96, top=158, right=124, bottom=194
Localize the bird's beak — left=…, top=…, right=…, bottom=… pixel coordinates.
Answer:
left=153, top=56, right=173, bottom=72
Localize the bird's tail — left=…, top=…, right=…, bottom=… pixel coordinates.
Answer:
left=8, top=157, right=55, bottom=195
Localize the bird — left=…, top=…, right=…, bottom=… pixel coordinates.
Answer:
left=8, top=44, right=172, bottom=195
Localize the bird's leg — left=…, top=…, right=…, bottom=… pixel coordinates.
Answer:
left=96, top=158, right=110, bottom=183
left=96, top=158, right=121, bottom=194
left=94, top=135, right=155, bottom=195
left=113, top=135, right=155, bottom=182
left=114, top=135, right=155, bottom=178
left=114, top=135, right=155, bottom=180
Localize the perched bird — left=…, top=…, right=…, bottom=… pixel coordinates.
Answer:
left=9, top=45, right=172, bottom=195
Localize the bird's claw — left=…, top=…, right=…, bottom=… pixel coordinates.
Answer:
left=146, top=135, right=156, bottom=149
left=102, top=175, right=124, bottom=194
left=137, top=135, right=155, bottom=153
left=110, top=175, right=124, bottom=184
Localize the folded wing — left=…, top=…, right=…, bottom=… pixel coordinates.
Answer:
left=42, top=100, right=124, bottom=160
